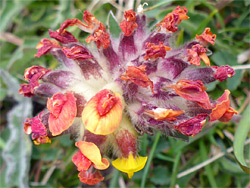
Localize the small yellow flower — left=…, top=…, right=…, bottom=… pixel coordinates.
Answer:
left=112, top=153, right=147, bottom=178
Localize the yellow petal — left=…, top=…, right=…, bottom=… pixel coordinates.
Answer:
left=82, top=89, right=123, bottom=135
left=200, top=53, right=210, bottom=66
left=76, top=141, right=110, bottom=170
left=112, top=153, right=147, bottom=178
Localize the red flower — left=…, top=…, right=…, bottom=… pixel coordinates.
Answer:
left=23, top=111, right=51, bottom=145
left=120, top=9, right=138, bottom=36
left=49, top=29, right=78, bottom=44
left=175, top=114, right=208, bottom=137
left=47, top=91, right=77, bottom=136
left=157, top=6, right=189, bottom=32
left=144, top=42, right=171, bottom=60
left=170, top=79, right=212, bottom=109
left=187, top=44, right=210, bottom=66
left=212, top=65, right=235, bottom=81
left=35, top=39, right=61, bottom=57
left=78, top=169, right=104, bottom=185
left=19, top=66, right=51, bottom=97
left=210, top=90, right=237, bottom=122
left=121, top=65, right=154, bottom=93
left=196, top=28, right=216, bottom=45
left=86, top=23, right=110, bottom=49
left=62, top=45, right=93, bottom=60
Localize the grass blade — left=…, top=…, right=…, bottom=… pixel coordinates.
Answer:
left=233, top=104, right=250, bottom=174
left=140, top=132, right=161, bottom=188
left=199, top=140, right=217, bottom=187
left=170, top=150, right=181, bottom=188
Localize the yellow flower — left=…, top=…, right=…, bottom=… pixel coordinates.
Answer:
left=112, top=153, right=147, bottom=178
left=82, top=89, right=123, bottom=135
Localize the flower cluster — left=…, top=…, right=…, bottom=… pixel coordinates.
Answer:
left=20, top=5, right=237, bottom=185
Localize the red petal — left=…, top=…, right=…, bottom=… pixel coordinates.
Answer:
left=172, top=6, right=189, bottom=22
left=120, top=10, right=138, bottom=36
left=121, top=65, right=154, bottom=93
left=196, top=28, right=216, bottom=45
left=19, top=84, right=34, bottom=97
left=49, top=29, right=78, bottom=44
left=144, top=108, right=184, bottom=121
left=187, top=44, right=210, bottom=66
left=210, top=90, right=234, bottom=122
left=124, top=9, right=137, bottom=22
left=23, top=66, right=51, bottom=81
left=175, top=114, right=208, bottom=137
left=219, top=107, right=238, bottom=122
left=120, top=20, right=138, bottom=37
left=157, top=13, right=179, bottom=32
left=23, top=111, right=51, bottom=144
left=212, top=65, right=235, bottom=82
left=72, top=151, right=92, bottom=171
left=19, top=66, right=51, bottom=97
left=83, top=10, right=101, bottom=30
left=171, top=79, right=212, bottom=109
left=115, top=130, right=137, bottom=158
left=35, top=39, right=61, bottom=57
left=157, top=6, right=189, bottom=32
left=62, top=45, right=93, bottom=60
left=47, top=91, right=76, bottom=136
left=85, top=23, right=110, bottom=49
left=78, top=169, right=104, bottom=185
left=144, top=42, right=171, bottom=60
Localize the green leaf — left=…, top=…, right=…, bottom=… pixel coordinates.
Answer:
left=0, top=69, right=22, bottom=101
left=211, top=51, right=237, bottom=66
left=179, top=11, right=207, bottom=35
left=233, top=104, right=250, bottom=174
left=0, top=88, right=7, bottom=101
left=176, top=29, right=184, bottom=47
left=193, top=9, right=218, bottom=38
left=219, top=27, right=249, bottom=33
left=219, top=158, right=247, bottom=175
left=109, top=169, right=120, bottom=188
left=226, top=70, right=243, bottom=91
left=0, top=0, right=34, bottom=32
left=6, top=47, right=24, bottom=70
left=2, top=98, right=32, bottom=188
left=245, top=0, right=250, bottom=5
left=151, top=166, right=170, bottom=185
left=23, top=37, right=42, bottom=48
left=107, top=11, right=121, bottom=38
left=206, top=80, right=219, bottom=92
left=199, top=140, right=217, bottom=187
left=51, top=0, right=74, bottom=29
left=244, top=33, right=250, bottom=43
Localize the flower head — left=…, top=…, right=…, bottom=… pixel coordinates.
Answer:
left=20, top=5, right=237, bottom=185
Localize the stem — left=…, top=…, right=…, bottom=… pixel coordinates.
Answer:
left=232, top=64, right=250, bottom=70
left=109, top=169, right=120, bottom=188
left=140, top=132, right=161, bottom=188
left=170, top=151, right=182, bottom=188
